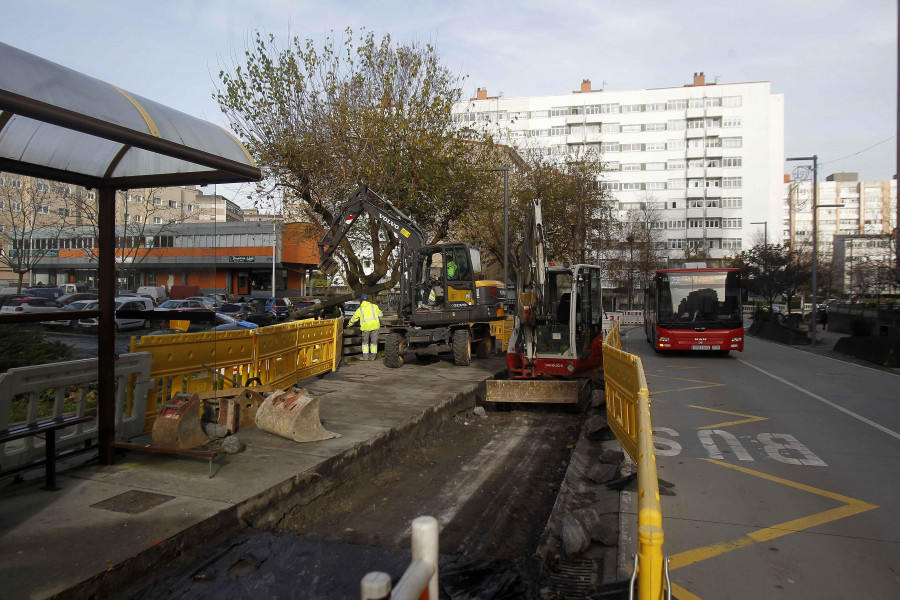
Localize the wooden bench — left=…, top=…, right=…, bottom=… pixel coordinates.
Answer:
left=0, top=415, right=94, bottom=491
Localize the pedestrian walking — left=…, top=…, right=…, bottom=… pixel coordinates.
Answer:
left=348, top=294, right=383, bottom=360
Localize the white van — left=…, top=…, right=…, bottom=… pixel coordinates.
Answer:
left=137, top=286, right=168, bottom=303
left=59, top=283, right=88, bottom=294
left=77, top=296, right=155, bottom=331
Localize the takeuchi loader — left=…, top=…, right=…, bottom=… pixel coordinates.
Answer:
left=485, top=198, right=605, bottom=405
left=316, top=185, right=508, bottom=368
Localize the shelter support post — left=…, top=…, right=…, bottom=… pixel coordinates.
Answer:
left=98, top=187, right=117, bottom=464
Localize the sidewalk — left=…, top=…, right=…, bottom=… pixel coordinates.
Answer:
left=0, top=356, right=507, bottom=600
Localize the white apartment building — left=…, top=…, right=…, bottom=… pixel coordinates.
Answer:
left=453, top=73, right=785, bottom=264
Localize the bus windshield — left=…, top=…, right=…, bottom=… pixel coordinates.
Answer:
left=658, top=271, right=742, bottom=329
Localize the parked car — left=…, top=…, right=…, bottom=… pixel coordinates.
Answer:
left=1, top=297, right=61, bottom=314
left=154, top=298, right=210, bottom=311
left=24, top=287, right=65, bottom=301
left=184, top=296, right=216, bottom=309
left=45, top=299, right=96, bottom=328
left=342, top=300, right=361, bottom=319
left=56, top=292, right=98, bottom=306
left=207, top=293, right=229, bottom=306
left=217, top=302, right=276, bottom=326
left=77, top=297, right=155, bottom=331
left=148, top=312, right=257, bottom=335
left=249, top=297, right=293, bottom=320
left=136, top=285, right=168, bottom=303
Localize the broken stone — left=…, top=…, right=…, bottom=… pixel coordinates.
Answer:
left=590, top=390, right=606, bottom=410
left=561, top=513, right=591, bottom=557
left=472, top=406, right=487, bottom=418
left=572, top=507, right=619, bottom=546
left=600, top=449, right=624, bottom=464
left=584, top=415, right=608, bottom=440
left=220, top=435, right=245, bottom=454
left=586, top=463, right=619, bottom=484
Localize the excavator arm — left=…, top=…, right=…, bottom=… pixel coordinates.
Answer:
left=317, top=184, right=426, bottom=276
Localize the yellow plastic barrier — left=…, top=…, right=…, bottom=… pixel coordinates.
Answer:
left=130, top=318, right=341, bottom=432
left=490, top=316, right=515, bottom=353
left=601, top=322, right=666, bottom=600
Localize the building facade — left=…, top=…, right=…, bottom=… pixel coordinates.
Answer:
left=453, top=73, right=785, bottom=265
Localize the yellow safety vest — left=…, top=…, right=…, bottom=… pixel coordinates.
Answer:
left=351, top=301, right=382, bottom=331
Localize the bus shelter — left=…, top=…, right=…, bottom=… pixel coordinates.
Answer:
left=0, top=41, right=261, bottom=464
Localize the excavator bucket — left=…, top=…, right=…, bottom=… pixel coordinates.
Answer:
left=318, top=256, right=340, bottom=276
left=484, top=378, right=589, bottom=405
left=255, top=388, right=341, bottom=443
left=197, top=385, right=275, bottom=434
left=152, top=392, right=212, bottom=449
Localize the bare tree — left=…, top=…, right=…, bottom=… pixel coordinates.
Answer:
left=0, top=176, right=72, bottom=292
left=602, top=195, right=667, bottom=308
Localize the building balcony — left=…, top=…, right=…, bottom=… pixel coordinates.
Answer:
left=686, top=228, right=705, bottom=238
left=704, top=207, right=723, bottom=218
left=685, top=147, right=706, bottom=159
left=686, top=167, right=705, bottom=179
left=705, top=127, right=721, bottom=137
left=685, top=128, right=705, bottom=139
left=569, top=132, right=602, bottom=144
left=705, top=187, right=722, bottom=198
left=705, top=167, right=723, bottom=178
left=686, top=108, right=705, bottom=119
left=705, top=228, right=724, bottom=238
left=705, top=146, right=724, bottom=157
left=705, top=107, right=723, bottom=118
left=686, top=207, right=706, bottom=218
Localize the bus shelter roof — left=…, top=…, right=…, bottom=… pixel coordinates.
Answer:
left=0, top=41, right=261, bottom=189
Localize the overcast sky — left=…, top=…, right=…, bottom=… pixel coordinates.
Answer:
left=2, top=0, right=896, bottom=202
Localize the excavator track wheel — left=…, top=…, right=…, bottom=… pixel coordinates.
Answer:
left=384, top=333, right=404, bottom=368
left=452, top=330, right=471, bottom=366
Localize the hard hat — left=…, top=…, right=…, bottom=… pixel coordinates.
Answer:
left=361, top=294, right=369, bottom=301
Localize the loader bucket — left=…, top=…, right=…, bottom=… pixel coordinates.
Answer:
left=255, top=388, right=341, bottom=443
left=484, top=378, right=589, bottom=405
left=151, top=393, right=212, bottom=449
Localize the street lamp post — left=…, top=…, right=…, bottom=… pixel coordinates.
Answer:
left=483, top=167, right=510, bottom=293
left=787, top=156, right=818, bottom=346
left=626, top=234, right=635, bottom=309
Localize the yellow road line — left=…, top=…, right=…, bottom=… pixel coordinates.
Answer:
left=689, top=405, right=768, bottom=429
left=668, top=459, right=878, bottom=572
left=670, top=582, right=703, bottom=600
left=645, top=374, right=725, bottom=395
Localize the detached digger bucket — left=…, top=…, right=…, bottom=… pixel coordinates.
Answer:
left=485, top=378, right=589, bottom=405
left=255, top=388, right=341, bottom=443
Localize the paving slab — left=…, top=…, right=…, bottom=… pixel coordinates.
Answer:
left=0, top=355, right=506, bottom=600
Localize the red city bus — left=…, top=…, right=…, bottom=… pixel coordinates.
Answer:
left=644, top=268, right=744, bottom=354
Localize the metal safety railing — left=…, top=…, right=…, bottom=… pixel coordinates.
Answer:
left=602, top=322, right=669, bottom=600
left=131, top=318, right=342, bottom=432
left=361, top=516, right=439, bottom=600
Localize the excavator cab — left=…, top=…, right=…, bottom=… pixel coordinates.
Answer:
left=534, top=264, right=605, bottom=360
left=410, top=243, right=504, bottom=323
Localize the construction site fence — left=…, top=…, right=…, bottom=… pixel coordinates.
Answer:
left=0, top=353, right=153, bottom=472
left=602, top=322, right=667, bottom=600
left=361, top=516, right=439, bottom=600
left=130, top=318, right=342, bottom=433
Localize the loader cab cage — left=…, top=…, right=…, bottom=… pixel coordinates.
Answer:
left=535, top=265, right=604, bottom=358
left=414, top=243, right=481, bottom=310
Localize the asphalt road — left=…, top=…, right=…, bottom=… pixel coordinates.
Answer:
left=621, top=326, right=900, bottom=600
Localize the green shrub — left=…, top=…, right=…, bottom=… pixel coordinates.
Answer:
left=0, top=325, right=73, bottom=373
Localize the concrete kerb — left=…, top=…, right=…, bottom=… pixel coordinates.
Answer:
left=54, top=365, right=503, bottom=600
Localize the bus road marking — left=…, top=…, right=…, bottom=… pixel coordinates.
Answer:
left=653, top=428, right=827, bottom=466
left=738, top=359, right=900, bottom=442
left=690, top=405, right=768, bottom=429
left=667, top=460, right=878, bottom=585
left=645, top=373, right=725, bottom=395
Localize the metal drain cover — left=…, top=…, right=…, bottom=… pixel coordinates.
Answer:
left=91, top=490, right=175, bottom=514
left=541, top=557, right=600, bottom=597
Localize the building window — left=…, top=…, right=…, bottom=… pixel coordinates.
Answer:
left=646, top=182, right=666, bottom=190
left=667, top=99, right=687, bottom=110
left=187, top=204, right=194, bottom=212
left=88, top=191, right=95, bottom=200
left=645, top=122, right=666, bottom=131
left=645, top=103, right=666, bottom=112
left=601, top=142, right=620, bottom=153
left=706, top=199, right=720, bottom=208
left=11, top=179, right=23, bottom=189
left=550, top=107, right=568, bottom=117
left=688, top=199, right=705, bottom=208
left=601, top=181, right=620, bottom=191
left=169, top=200, right=178, bottom=208
left=667, top=120, right=686, bottom=130
left=722, top=96, right=743, bottom=107
left=687, top=119, right=705, bottom=129
left=622, top=163, right=641, bottom=171
left=37, top=205, right=50, bottom=214
left=722, top=177, right=742, bottom=188
left=621, top=124, right=642, bottom=133
left=620, top=143, right=642, bottom=152
left=667, top=179, right=686, bottom=189
left=668, top=238, right=687, bottom=249
left=621, top=104, right=642, bottom=113
left=601, top=104, right=620, bottom=113
left=601, top=122, right=620, bottom=133
left=11, top=202, right=22, bottom=212
left=36, top=182, right=50, bottom=192
left=153, top=217, right=162, bottom=224
left=530, top=110, right=549, bottom=118
left=722, top=157, right=743, bottom=167
left=688, top=219, right=704, bottom=228
left=585, top=105, right=601, bottom=115
left=722, top=117, right=742, bottom=127
left=667, top=160, right=686, bottom=170
left=723, top=238, right=742, bottom=249
left=133, top=195, right=143, bottom=203
left=57, top=208, right=71, bottom=217
left=621, top=183, right=642, bottom=191
left=688, top=98, right=705, bottom=108
left=645, top=162, right=666, bottom=171
left=604, top=161, right=620, bottom=171
left=667, top=139, right=686, bottom=150
left=722, top=137, right=743, bottom=148
left=705, top=137, right=722, bottom=148
left=645, top=141, right=666, bottom=151
left=705, top=218, right=721, bottom=228
left=57, top=185, right=70, bottom=196
left=723, top=218, right=742, bottom=228
left=668, top=220, right=686, bottom=229
left=530, top=129, right=549, bottom=137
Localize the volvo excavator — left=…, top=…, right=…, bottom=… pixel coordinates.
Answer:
left=485, top=198, right=605, bottom=405
left=315, top=185, right=507, bottom=368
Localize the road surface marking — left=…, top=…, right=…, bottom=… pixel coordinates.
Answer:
left=698, top=429, right=753, bottom=461
left=670, top=583, right=703, bottom=600
left=689, top=405, right=768, bottom=429
left=758, top=433, right=827, bottom=466
left=668, top=459, right=877, bottom=575
left=645, top=373, right=725, bottom=395
left=738, top=359, right=900, bottom=442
